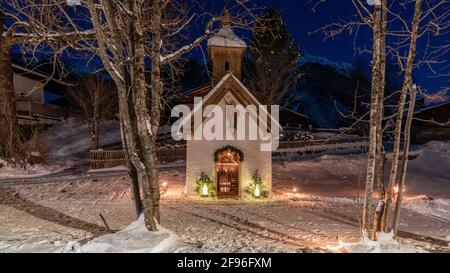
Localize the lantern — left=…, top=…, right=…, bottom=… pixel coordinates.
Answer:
left=254, top=184, right=261, bottom=198
left=202, top=183, right=209, bottom=196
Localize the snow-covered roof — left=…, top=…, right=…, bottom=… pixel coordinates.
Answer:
left=12, top=64, right=71, bottom=86
left=178, top=72, right=281, bottom=133
left=414, top=100, right=450, bottom=115
left=208, top=26, right=246, bottom=48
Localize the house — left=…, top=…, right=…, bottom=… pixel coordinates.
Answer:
left=410, top=98, right=450, bottom=143
left=12, top=64, right=66, bottom=125
left=180, top=10, right=280, bottom=198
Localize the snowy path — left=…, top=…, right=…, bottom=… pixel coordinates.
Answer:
left=1, top=185, right=449, bottom=252
left=0, top=163, right=184, bottom=186
left=1, top=141, right=449, bottom=252
left=160, top=196, right=449, bottom=252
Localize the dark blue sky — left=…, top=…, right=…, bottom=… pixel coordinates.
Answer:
left=261, top=0, right=371, bottom=63
left=18, top=0, right=444, bottom=95
left=189, top=0, right=447, bottom=95
left=259, top=0, right=448, bottom=94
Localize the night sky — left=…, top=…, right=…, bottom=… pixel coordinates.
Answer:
left=12, top=0, right=445, bottom=95
left=189, top=0, right=448, bottom=95
left=265, top=0, right=448, bottom=95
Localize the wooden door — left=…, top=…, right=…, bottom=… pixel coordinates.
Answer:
left=217, top=163, right=239, bottom=197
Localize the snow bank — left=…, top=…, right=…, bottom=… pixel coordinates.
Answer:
left=67, top=215, right=186, bottom=253
left=0, top=159, right=69, bottom=178
left=329, top=232, right=426, bottom=253
left=0, top=217, right=185, bottom=253
left=40, top=118, right=122, bottom=162
left=404, top=196, right=450, bottom=221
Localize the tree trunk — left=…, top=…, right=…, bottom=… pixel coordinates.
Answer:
left=84, top=0, right=146, bottom=222
left=148, top=0, right=166, bottom=224
left=90, top=120, right=100, bottom=150
left=392, top=84, right=417, bottom=236
left=119, top=117, right=142, bottom=218
left=115, top=80, right=151, bottom=226
left=372, top=0, right=388, bottom=236
left=381, top=0, right=423, bottom=232
left=376, top=148, right=386, bottom=197
left=374, top=0, right=388, bottom=200
left=128, top=0, right=160, bottom=231
left=0, top=13, right=22, bottom=162
left=363, top=2, right=382, bottom=240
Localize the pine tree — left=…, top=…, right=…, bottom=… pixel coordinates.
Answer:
left=245, top=8, right=301, bottom=106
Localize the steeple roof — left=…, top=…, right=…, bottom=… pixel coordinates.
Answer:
left=208, top=9, right=246, bottom=48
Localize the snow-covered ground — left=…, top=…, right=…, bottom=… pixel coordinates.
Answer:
left=329, top=232, right=427, bottom=253
left=0, top=141, right=449, bottom=253
left=40, top=118, right=122, bottom=162
left=68, top=215, right=187, bottom=253
left=0, top=118, right=121, bottom=179
left=0, top=159, right=70, bottom=179
left=273, top=141, right=450, bottom=199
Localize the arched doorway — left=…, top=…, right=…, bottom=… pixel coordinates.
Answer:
left=215, top=149, right=241, bottom=197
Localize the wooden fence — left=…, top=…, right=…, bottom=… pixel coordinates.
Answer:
left=277, top=137, right=368, bottom=149
left=90, top=137, right=368, bottom=169
left=90, top=147, right=187, bottom=169
left=90, top=150, right=127, bottom=169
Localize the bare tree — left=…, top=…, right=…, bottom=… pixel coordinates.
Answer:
left=381, top=0, right=448, bottom=236
left=313, top=0, right=448, bottom=239
left=0, top=9, right=22, bottom=163
left=0, top=0, right=94, bottom=163
left=67, top=75, right=118, bottom=150
left=60, top=0, right=256, bottom=230
left=362, top=0, right=384, bottom=240
left=381, top=0, right=424, bottom=232
left=391, top=84, right=418, bottom=236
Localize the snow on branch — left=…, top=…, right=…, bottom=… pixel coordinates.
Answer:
left=159, top=18, right=216, bottom=64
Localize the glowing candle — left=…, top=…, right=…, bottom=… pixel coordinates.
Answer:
left=255, top=184, right=261, bottom=198
left=202, top=183, right=209, bottom=196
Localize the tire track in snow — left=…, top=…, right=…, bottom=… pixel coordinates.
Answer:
left=168, top=204, right=328, bottom=252
left=302, top=203, right=450, bottom=252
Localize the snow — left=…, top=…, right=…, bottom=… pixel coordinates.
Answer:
left=208, top=26, right=246, bottom=48
left=329, top=232, right=427, bottom=253
left=66, top=0, right=81, bottom=6
left=0, top=213, right=186, bottom=253
left=414, top=99, right=450, bottom=115
left=40, top=118, right=122, bottom=162
left=299, top=53, right=353, bottom=75
left=0, top=118, right=122, bottom=178
left=403, top=196, right=450, bottom=222
left=68, top=215, right=185, bottom=253
left=1, top=141, right=450, bottom=253
left=0, top=159, right=69, bottom=179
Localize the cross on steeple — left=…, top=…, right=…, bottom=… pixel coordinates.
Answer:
left=207, top=5, right=247, bottom=86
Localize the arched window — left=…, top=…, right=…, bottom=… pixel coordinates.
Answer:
left=225, top=61, right=230, bottom=71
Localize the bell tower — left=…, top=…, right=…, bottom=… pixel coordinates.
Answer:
left=208, top=9, right=247, bottom=86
